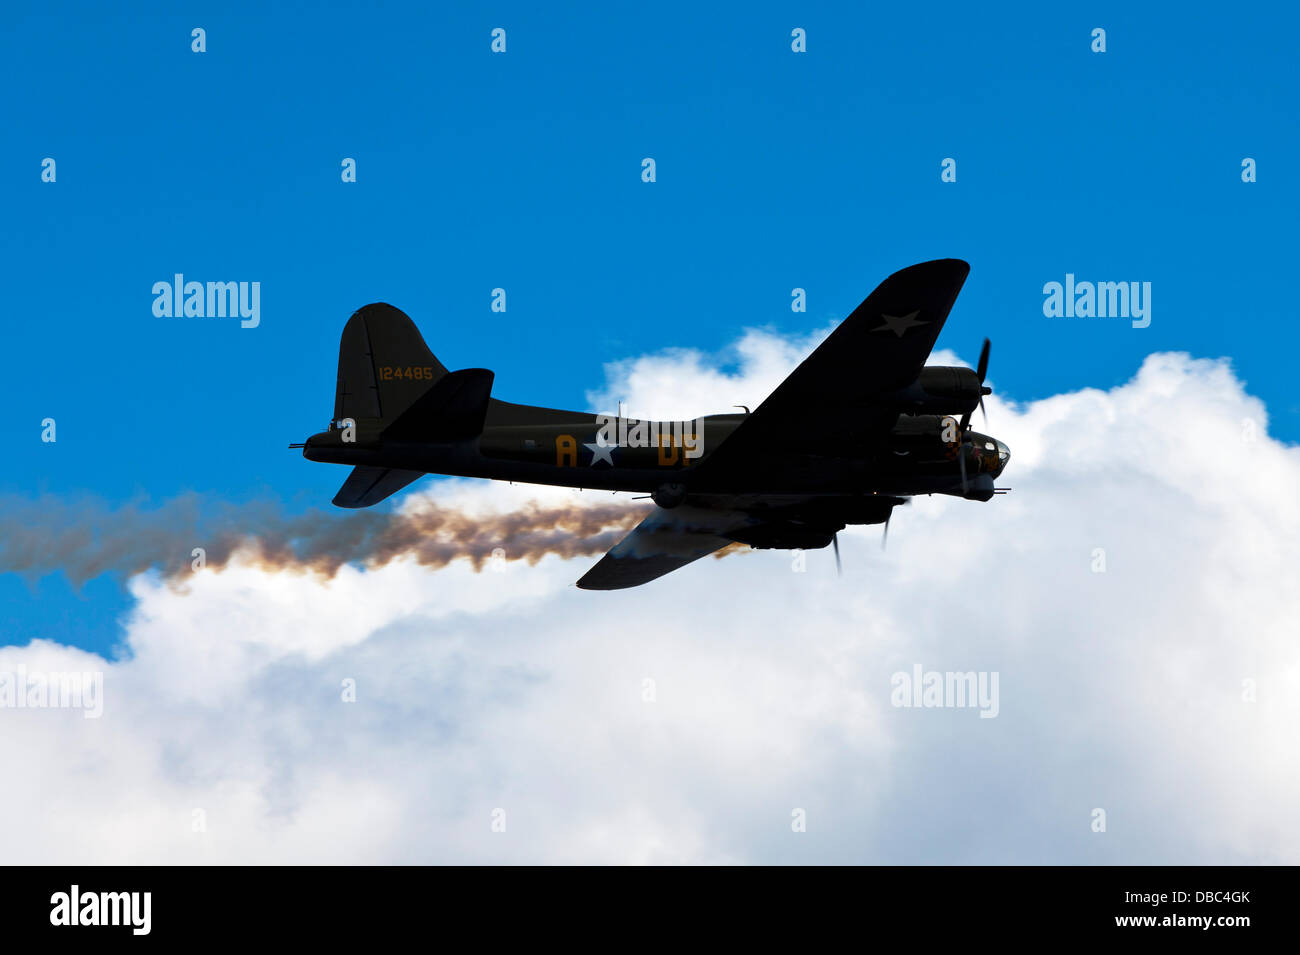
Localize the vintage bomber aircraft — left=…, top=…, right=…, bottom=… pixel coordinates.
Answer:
left=297, top=259, right=1010, bottom=589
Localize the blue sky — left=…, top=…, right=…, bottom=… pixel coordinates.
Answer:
left=3, top=1, right=1297, bottom=655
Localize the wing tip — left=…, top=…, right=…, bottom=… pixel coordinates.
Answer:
left=896, top=257, right=970, bottom=279
left=574, top=566, right=629, bottom=591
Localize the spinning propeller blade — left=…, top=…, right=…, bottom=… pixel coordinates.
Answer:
left=976, top=337, right=991, bottom=426
left=960, top=338, right=992, bottom=434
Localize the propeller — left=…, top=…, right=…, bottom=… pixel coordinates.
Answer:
left=958, top=338, right=992, bottom=432
left=832, top=533, right=842, bottom=576
left=953, top=338, right=992, bottom=493
left=881, top=513, right=890, bottom=551
left=975, top=337, right=991, bottom=424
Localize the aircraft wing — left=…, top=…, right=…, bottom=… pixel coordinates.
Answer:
left=332, top=465, right=425, bottom=508
left=576, top=506, right=754, bottom=590
left=693, top=258, right=970, bottom=483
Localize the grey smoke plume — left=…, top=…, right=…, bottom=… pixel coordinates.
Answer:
left=0, top=493, right=656, bottom=586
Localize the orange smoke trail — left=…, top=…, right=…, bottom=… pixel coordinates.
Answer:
left=0, top=493, right=654, bottom=586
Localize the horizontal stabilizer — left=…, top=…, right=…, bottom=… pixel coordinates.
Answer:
left=382, top=368, right=494, bottom=443
left=332, top=466, right=425, bottom=509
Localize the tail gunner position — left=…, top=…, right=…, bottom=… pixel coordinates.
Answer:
left=297, top=259, right=1010, bottom=589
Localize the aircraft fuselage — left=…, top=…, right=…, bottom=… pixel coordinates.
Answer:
left=303, top=404, right=1008, bottom=505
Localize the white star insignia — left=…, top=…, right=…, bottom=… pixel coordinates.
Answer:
left=873, top=310, right=928, bottom=337
left=585, top=441, right=617, bottom=466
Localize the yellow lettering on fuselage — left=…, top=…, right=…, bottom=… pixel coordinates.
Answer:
left=657, top=433, right=679, bottom=466
left=556, top=434, right=577, bottom=467
left=657, top=432, right=702, bottom=466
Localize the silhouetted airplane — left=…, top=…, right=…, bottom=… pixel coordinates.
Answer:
left=298, top=259, right=1009, bottom=589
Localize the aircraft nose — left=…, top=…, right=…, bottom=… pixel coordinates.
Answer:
left=994, top=440, right=1010, bottom=477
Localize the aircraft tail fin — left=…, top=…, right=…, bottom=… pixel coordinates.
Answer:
left=333, top=303, right=450, bottom=429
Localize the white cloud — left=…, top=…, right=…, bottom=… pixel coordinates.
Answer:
left=1, top=332, right=1297, bottom=864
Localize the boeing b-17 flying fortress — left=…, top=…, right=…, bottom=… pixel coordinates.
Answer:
left=299, top=259, right=1010, bottom=588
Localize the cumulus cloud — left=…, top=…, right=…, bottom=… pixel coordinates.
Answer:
left=1, top=330, right=1297, bottom=864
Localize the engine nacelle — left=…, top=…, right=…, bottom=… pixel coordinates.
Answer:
left=883, top=366, right=983, bottom=415
left=728, top=522, right=837, bottom=551
left=918, top=366, right=983, bottom=401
